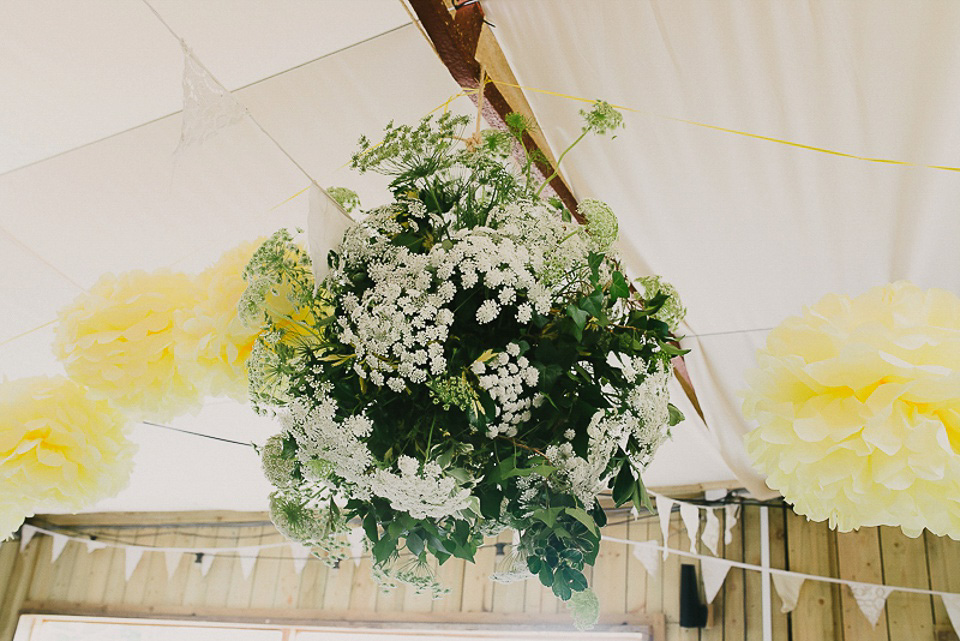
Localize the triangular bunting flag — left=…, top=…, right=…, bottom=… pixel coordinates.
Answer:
left=50, top=534, right=69, bottom=563
left=847, top=581, right=893, bottom=626
left=942, top=594, right=960, bottom=639
left=176, top=42, right=247, bottom=151
left=84, top=539, right=107, bottom=554
left=238, top=549, right=257, bottom=580
left=347, top=527, right=365, bottom=567
left=199, top=552, right=215, bottom=577
left=700, top=557, right=733, bottom=604
left=307, top=184, right=352, bottom=287
left=655, top=495, right=675, bottom=559
left=724, top=504, right=740, bottom=545
left=772, top=573, right=805, bottom=613
left=631, top=541, right=660, bottom=577
left=163, top=550, right=182, bottom=579
left=19, top=525, right=36, bottom=552
left=124, top=547, right=144, bottom=582
left=290, top=545, right=311, bottom=576
left=679, top=503, right=700, bottom=554
left=701, top=508, right=720, bottom=556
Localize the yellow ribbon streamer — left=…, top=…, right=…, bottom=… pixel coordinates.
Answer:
left=488, top=78, right=960, bottom=173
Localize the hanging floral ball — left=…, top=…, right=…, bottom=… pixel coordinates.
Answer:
left=54, top=269, right=202, bottom=421
left=0, top=376, right=135, bottom=539
left=743, top=281, right=960, bottom=539
left=247, top=108, right=685, bottom=625
left=176, top=240, right=264, bottom=401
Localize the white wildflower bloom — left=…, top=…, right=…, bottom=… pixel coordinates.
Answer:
left=475, top=345, right=540, bottom=438
left=280, top=395, right=374, bottom=498
left=477, top=300, right=500, bottom=324
left=371, top=456, right=472, bottom=520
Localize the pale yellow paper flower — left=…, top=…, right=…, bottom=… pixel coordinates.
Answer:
left=176, top=240, right=263, bottom=400
left=0, top=376, right=135, bottom=540
left=0, top=494, right=33, bottom=542
left=54, top=270, right=202, bottom=421
left=744, top=281, right=960, bottom=539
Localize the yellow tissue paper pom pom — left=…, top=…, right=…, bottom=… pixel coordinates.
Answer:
left=743, top=281, right=960, bottom=539
left=176, top=240, right=263, bottom=401
left=54, top=270, right=202, bottom=421
left=0, top=376, right=135, bottom=539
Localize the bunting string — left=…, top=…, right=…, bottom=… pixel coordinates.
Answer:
left=600, top=534, right=960, bottom=600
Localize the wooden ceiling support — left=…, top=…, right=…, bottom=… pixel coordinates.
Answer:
left=406, top=0, right=580, bottom=218
left=407, top=0, right=706, bottom=423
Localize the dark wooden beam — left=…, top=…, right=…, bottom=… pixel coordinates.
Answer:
left=407, top=0, right=580, bottom=218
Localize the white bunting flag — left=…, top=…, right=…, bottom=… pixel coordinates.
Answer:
left=724, top=504, right=740, bottom=545
left=290, top=545, right=311, bottom=576
left=19, top=525, right=36, bottom=553
left=176, top=43, right=247, bottom=151
left=942, top=594, right=960, bottom=639
left=164, top=550, right=182, bottom=579
left=50, top=534, right=69, bottom=563
left=84, top=539, right=107, bottom=554
left=772, top=573, right=805, bottom=613
left=238, top=549, right=257, bottom=580
left=347, top=527, right=365, bottom=567
left=679, top=503, right=700, bottom=554
left=631, top=541, right=660, bottom=577
left=847, top=581, right=892, bottom=627
left=701, top=508, right=720, bottom=556
left=655, top=495, right=675, bottom=559
left=124, top=547, right=145, bottom=582
left=308, top=184, right=351, bottom=287
left=700, top=557, right=733, bottom=604
left=199, top=552, right=215, bottom=577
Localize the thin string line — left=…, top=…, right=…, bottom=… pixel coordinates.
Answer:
left=397, top=0, right=438, bottom=59
left=0, top=319, right=57, bottom=348
left=488, top=78, right=960, bottom=173
left=140, top=421, right=253, bottom=448
left=685, top=326, right=776, bottom=339
left=0, top=16, right=414, bottom=181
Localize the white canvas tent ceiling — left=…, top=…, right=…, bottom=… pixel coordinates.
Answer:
left=2, top=0, right=958, bottom=513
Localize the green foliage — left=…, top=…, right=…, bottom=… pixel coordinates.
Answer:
left=248, top=105, right=688, bottom=625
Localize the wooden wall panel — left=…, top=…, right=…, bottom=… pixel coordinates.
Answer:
left=2, top=506, right=959, bottom=641
left=837, top=528, right=889, bottom=641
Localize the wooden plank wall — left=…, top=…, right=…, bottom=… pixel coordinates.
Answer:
left=2, top=505, right=959, bottom=641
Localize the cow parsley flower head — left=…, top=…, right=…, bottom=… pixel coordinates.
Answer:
left=326, top=186, right=360, bottom=214
left=581, top=101, right=623, bottom=135
left=371, top=456, right=471, bottom=520
left=579, top=199, right=619, bottom=252
left=374, top=556, right=450, bottom=599
left=636, top=275, right=686, bottom=332
left=491, top=546, right=534, bottom=584
left=261, top=435, right=297, bottom=488
left=270, top=492, right=330, bottom=544
left=566, top=587, right=600, bottom=630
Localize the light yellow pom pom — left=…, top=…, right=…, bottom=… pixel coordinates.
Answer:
left=54, top=270, right=202, bottom=421
left=176, top=240, right=264, bottom=401
left=0, top=376, right=135, bottom=539
left=743, top=281, right=960, bottom=539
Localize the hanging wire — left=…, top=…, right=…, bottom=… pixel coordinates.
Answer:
left=140, top=421, right=253, bottom=448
